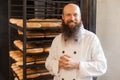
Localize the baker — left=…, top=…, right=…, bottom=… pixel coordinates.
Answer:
left=45, top=3, right=107, bottom=80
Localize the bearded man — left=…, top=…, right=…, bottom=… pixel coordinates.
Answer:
left=45, top=3, right=107, bottom=80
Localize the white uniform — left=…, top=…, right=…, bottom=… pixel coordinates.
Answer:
left=45, top=26, right=107, bottom=80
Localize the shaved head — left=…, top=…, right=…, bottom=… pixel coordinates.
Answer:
left=63, top=3, right=81, bottom=17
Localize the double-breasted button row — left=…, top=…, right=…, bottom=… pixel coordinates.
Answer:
left=64, top=39, right=78, bottom=42
left=62, top=51, right=65, bottom=53
left=62, top=51, right=77, bottom=54
left=61, top=78, right=76, bottom=80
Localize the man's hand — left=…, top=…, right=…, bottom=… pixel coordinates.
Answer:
left=59, top=54, right=79, bottom=70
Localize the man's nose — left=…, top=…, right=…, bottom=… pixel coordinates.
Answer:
left=70, top=15, right=75, bottom=20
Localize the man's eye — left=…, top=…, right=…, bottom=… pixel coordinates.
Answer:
left=74, top=14, right=78, bottom=16
left=66, top=14, right=71, bottom=16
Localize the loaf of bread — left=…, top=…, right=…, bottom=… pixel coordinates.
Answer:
left=10, top=50, right=35, bottom=62
left=29, top=18, right=62, bottom=27
left=11, top=63, right=51, bottom=79
left=10, top=50, right=46, bottom=66
left=9, top=18, right=42, bottom=28
left=45, top=33, right=59, bottom=38
left=13, top=40, right=44, bottom=53
left=40, top=22, right=61, bottom=27
left=18, top=30, right=59, bottom=38
left=14, top=40, right=38, bottom=48
left=44, top=47, right=50, bottom=52
left=26, top=22, right=41, bottom=28
left=18, top=30, right=45, bottom=38
left=9, top=18, right=23, bottom=24
left=9, top=18, right=62, bottom=28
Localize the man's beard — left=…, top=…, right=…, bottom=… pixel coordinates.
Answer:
left=62, top=20, right=82, bottom=40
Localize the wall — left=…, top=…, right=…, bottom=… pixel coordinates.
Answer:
left=96, top=0, right=120, bottom=80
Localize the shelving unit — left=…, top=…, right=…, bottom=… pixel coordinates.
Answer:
left=8, top=0, right=96, bottom=80
left=8, top=0, right=80, bottom=80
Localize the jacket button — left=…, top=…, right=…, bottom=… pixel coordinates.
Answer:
left=62, top=78, right=64, bottom=80
left=64, top=39, right=67, bottom=42
left=75, top=39, right=78, bottom=42
left=62, top=50, right=65, bottom=54
left=74, top=51, right=77, bottom=54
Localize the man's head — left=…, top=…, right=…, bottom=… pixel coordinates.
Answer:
left=62, top=3, right=82, bottom=40
left=62, top=3, right=81, bottom=28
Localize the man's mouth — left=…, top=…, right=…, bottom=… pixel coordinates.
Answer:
left=68, top=22, right=76, bottom=27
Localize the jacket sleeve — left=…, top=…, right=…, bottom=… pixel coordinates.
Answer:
left=45, top=36, right=59, bottom=76
left=79, top=35, right=107, bottom=77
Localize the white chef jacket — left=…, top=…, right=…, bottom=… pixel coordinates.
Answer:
left=45, top=26, right=107, bottom=80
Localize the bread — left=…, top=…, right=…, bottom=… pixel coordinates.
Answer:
left=10, top=18, right=62, bottom=28
left=10, top=50, right=46, bottom=66
left=11, top=63, right=50, bottom=79
left=26, top=48, right=43, bottom=53
left=9, top=18, right=23, bottom=24
left=10, top=51, right=32, bottom=62
left=9, top=18, right=42, bottom=28
left=17, top=30, right=45, bottom=38
left=13, top=40, right=44, bottom=53
left=44, top=47, right=50, bottom=52
left=29, top=18, right=62, bottom=27
left=40, top=22, right=61, bottom=27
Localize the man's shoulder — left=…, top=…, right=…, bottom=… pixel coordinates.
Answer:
left=53, top=33, right=62, bottom=41
left=55, top=33, right=62, bottom=38
left=84, top=29, right=96, bottom=37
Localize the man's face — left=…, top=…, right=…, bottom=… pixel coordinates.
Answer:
left=62, top=4, right=81, bottom=28
left=61, top=4, right=82, bottom=40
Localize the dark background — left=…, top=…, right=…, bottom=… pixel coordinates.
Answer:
left=0, top=0, right=9, bottom=80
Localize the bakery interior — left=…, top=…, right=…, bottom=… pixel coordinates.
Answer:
left=0, top=0, right=96, bottom=80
